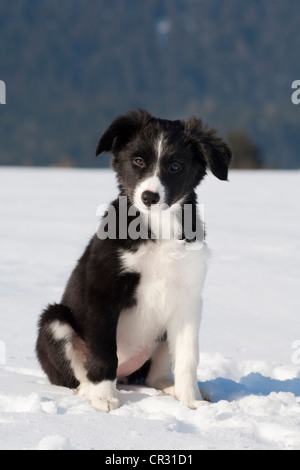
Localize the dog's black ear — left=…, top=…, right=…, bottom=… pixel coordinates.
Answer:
left=184, top=117, right=232, bottom=181
left=96, top=109, right=152, bottom=157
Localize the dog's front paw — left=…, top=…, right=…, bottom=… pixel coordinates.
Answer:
left=77, top=380, right=120, bottom=412
left=90, top=396, right=121, bottom=412
left=185, top=399, right=210, bottom=410
left=174, top=385, right=211, bottom=410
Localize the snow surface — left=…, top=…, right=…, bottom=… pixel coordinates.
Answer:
left=0, top=167, right=300, bottom=450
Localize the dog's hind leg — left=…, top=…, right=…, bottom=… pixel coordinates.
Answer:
left=36, top=303, right=87, bottom=389
left=145, top=340, right=174, bottom=391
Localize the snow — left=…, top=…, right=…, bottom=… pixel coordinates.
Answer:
left=0, top=167, right=300, bottom=450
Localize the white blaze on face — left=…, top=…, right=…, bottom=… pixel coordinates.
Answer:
left=133, top=134, right=166, bottom=213
left=156, top=134, right=164, bottom=161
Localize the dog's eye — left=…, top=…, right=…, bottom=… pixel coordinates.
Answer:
left=133, top=157, right=145, bottom=167
left=168, top=162, right=182, bottom=173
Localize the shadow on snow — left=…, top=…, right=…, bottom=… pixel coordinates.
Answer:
left=199, top=372, right=300, bottom=403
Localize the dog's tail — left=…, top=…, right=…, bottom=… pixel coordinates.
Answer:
left=36, top=303, right=81, bottom=389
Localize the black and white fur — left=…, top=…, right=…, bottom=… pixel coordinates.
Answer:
left=36, top=110, right=231, bottom=412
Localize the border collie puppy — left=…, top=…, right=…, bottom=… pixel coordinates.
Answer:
left=36, top=110, right=231, bottom=412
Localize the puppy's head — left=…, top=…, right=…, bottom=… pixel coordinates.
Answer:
left=96, top=110, right=232, bottom=213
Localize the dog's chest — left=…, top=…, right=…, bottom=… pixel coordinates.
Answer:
left=116, top=240, right=207, bottom=377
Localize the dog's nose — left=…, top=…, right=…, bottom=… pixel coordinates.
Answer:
left=141, top=190, right=160, bottom=207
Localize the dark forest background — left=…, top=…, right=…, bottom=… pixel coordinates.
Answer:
left=0, top=0, right=299, bottom=169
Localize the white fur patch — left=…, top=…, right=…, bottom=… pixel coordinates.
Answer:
left=156, top=134, right=164, bottom=160
left=117, top=239, right=209, bottom=384
left=78, top=379, right=120, bottom=412
left=133, top=133, right=166, bottom=213
left=50, top=320, right=73, bottom=341
left=50, top=320, right=87, bottom=384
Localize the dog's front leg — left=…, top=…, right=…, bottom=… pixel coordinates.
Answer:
left=79, top=305, right=121, bottom=412
left=167, top=298, right=207, bottom=409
